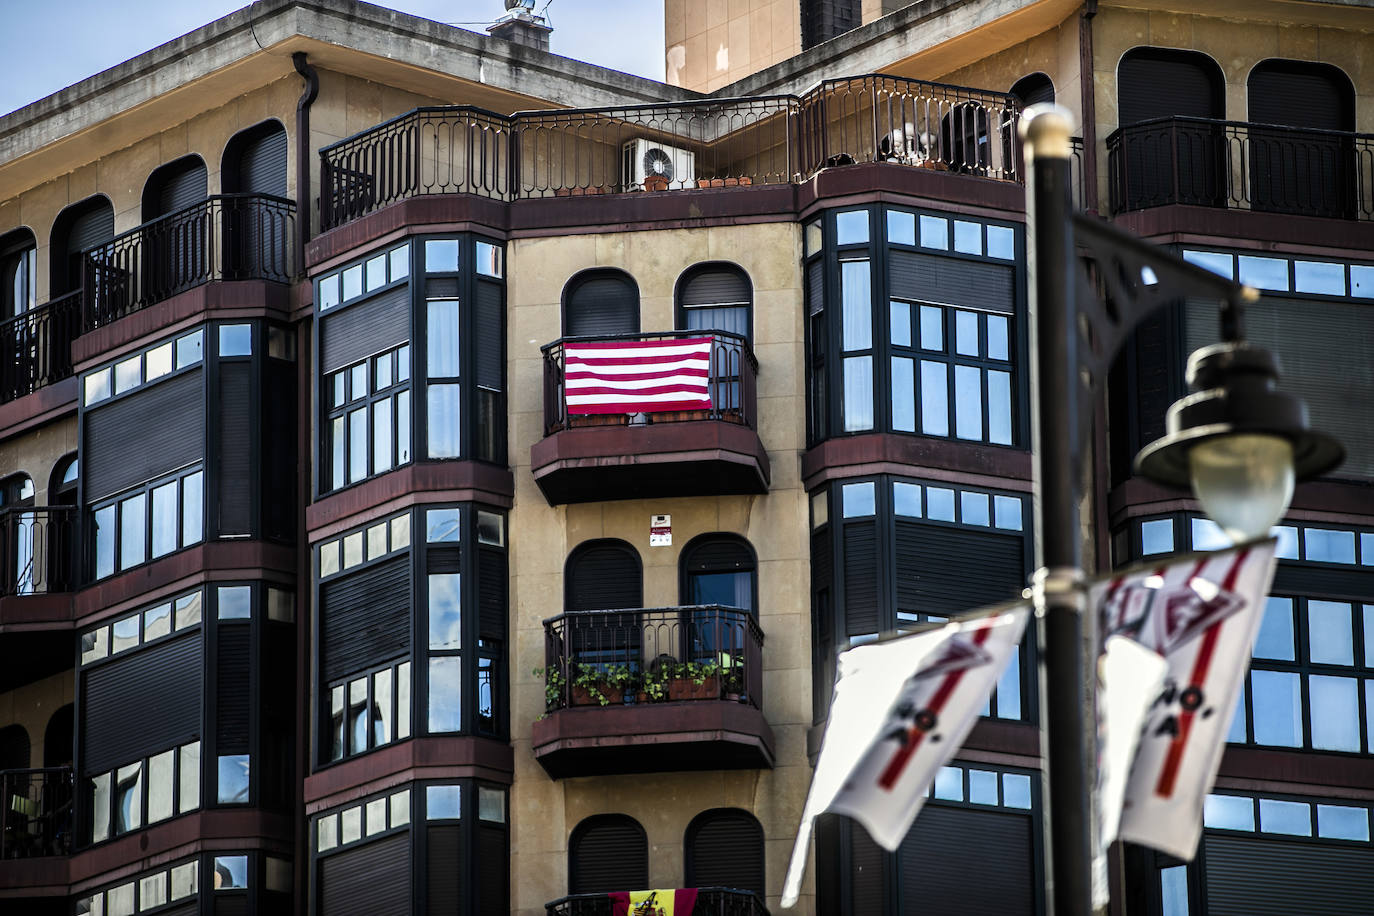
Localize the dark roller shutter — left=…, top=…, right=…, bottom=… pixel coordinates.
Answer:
left=214, top=900, right=247, bottom=916
left=82, top=633, right=202, bottom=774
left=66, top=205, right=115, bottom=260
left=850, top=820, right=885, bottom=912
left=564, top=275, right=639, bottom=337
left=566, top=543, right=640, bottom=611
left=807, top=261, right=824, bottom=317
left=85, top=370, right=204, bottom=501
left=1118, top=50, right=1225, bottom=210
left=842, top=522, right=878, bottom=635
left=1119, top=51, right=1222, bottom=125
left=686, top=811, right=764, bottom=894
left=478, top=548, right=507, bottom=640
left=475, top=281, right=503, bottom=391
left=889, top=251, right=1015, bottom=314
left=321, top=286, right=410, bottom=373
left=569, top=816, right=647, bottom=894
left=217, top=362, right=252, bottom=537
left=320, top=833, right=410, bottom=916
left=477, top=823, right=508, bottom=913
left=1202, top=834, right=1374, bottom=915
left=684, top=539, right=752, bottom=573
left=1246, top=63, right=1355, bottom=217
left=810, top=530, right=832, bottom=594
left=895, top=524, right=1023, bottom=616
left=153, top=160, right=208, bottom=219
left=426, top=823, right=464, bottom=916
left=898, top=805, right=1035, bottom=915
left=1131, top=309, right=1181, bottom=458
left=1187, top=296, right=1374, bottom=477
left=1011, top=74, right=1055, bottom=108
left=320, top=556, right=411, bottom=684
left=160, top=903, right=198, bottom=916
left=681, top=270, right=750, bottom=307
left=239, top=126, right=288, bottom=198
left=1249, top=63, right=1351, bottom=131
left=216, top=625, right=251, bottom=754
left=262, top=360, right=296, bottom=541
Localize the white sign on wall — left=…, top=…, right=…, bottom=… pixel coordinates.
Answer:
left=650, top=514, right=672, bottom=547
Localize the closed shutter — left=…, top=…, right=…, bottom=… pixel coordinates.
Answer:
left=477, top=822, right=508, bottom=913
left=320, top=833, right=410, bottom=916
left=842, top=522, right=879, bottom=635
left=569, top=816, right=647, bottom=894
left=1119, top=53, right=1222, bottom=125
left=807, top=261, right=824, bottom=317
left=1202, top=834, right=1374, bottom=915
left=686, top=811, right=764, bottom=894
left=478, top=547, right=507, bottom=641
left=321, top=286, right=410, bottom=373
left=85, top=370, right=204, bottom=501
left=850, top=820, right=885, bottom=912
left=684, top=539, right=752, bottom=574
left=564, top=275, right=639, bottom=337
left=1012, top=75, right=1055, bottom=108
left=262, top=360, right=296, bottom=541
left=154, top=161, right=208, bottom=218
left=897, top=805, right=1035, bottom=916
left=1131, top=309, right=1181, bottom=458
left=475, top=281, right=503, bottom=390
left=214, top=899, right=247, bottom=916
left=67, top=205, right=115, bottom=259
left=889, top=251, right=1015, bottom=314
left=82, top=633, right=202, bottom=774
left=894, top=524, right=1024, bottom=616
left=217, top=362, right=252, bottom=536
left=426, top=823, right=464, bottom=916
left=810, top=530, right=832, bottom=594
left=1249, top=65, right=1351, bottom=131
left=1246, top=63, right=1355, bottom=217
left=216, top=625, right=251, bottom=754
left=320, top=556, right=411, bottom=684
left=1186, top=296, right=1374, bottom=477
left=566, top=544, right=641, bottom=611
left=1118, top=51, right=1225, bottom=210
left=0, top=725, right=30, bottom=770
left=159, top=903, right=198, bottom=916
left=239, top=126, right=289, bottom=197
left=681, top=270, right=749, bottom=308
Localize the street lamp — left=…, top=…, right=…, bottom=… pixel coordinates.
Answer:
left=1020, top=104, right=1343, bottom=915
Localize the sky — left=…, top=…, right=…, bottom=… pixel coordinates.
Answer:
left=0, top=0, right=666, bottom=117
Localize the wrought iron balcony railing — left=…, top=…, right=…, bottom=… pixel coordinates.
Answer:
left=0, top=291, right=81, bottom=405
left=83, top=193, right=296, bottom=329
left=1107, top=116, right=1374, bottom=220
left=540, top=331, right=758, bottom=437
left=0, top=506, right=77, bottom=597
left=0, top=767, right=74, bottom=859
left=540, top=605, right=764, bottom=713
left=319, top=74, right=1026, bottom=229
left=546, top=888, right=769, bottom=916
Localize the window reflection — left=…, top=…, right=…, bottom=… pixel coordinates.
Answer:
left=428, top=657, right=462, bottom=732
left=115, top=762, right=142, bottom=833
left=217, top=755, right=250, bottom=804
left=429, top=573, right=462, bottom=649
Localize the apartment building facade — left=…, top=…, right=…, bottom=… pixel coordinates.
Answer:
left=0, top=0, right=1369, bottom=914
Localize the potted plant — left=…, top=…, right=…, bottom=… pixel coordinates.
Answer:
left=637, top=654, right=675, bottom=703
left=718, top=652, right=745, bottom=701
left=642, top=173, right=670, bottom=192
left=532, top=666, right=567, bottom=715
left=570, top=663, right=635, bottom=706
left=668, top=660, right=723, bottom=701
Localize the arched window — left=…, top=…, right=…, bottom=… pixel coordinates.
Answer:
left=675, top=263, right=752, bottom=341
left=0, top=228, right=36, bottom=319
left=49, top=195, right=114, bottom=297
left=142, top=154, right=208, bottom=222
left=680, top=534, right=756, bottom=615
left=1118, top=48, right=1224, bottom=125
left=222, top=120, right=288, bottom=197
left=684, top=808, right=765, bottom=895
left=563, top=269, right=639, bottom=338
left=0, top=723, right=29, bottom=770
left=222, top=121, right=290, bottom=280
left=49, top=455, right=77, bottom=507
left=0, top=473, right=34, bottom=508
left=1247, top=60, right=1356, bottom=218
left=142, top=155, right=210, bottom=299
left=569, top=814, right=648, bottom=894
left=1010, top=73, right=1055, bottom=108
left=565, top=540, right=643, bottom=674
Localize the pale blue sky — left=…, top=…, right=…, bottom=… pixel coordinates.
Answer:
left=0, top=1, right=666, bottom=117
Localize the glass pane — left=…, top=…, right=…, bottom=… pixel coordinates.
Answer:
left=933, top=766, right=963, bottom=800
left=1141, top=519, right=1174, bottom=555
left=179, top=741, right=200, bottom=813
left=373, top=399, right=393, bottom=474
left=170, top=861, right=198, bottom=899
left=993, top=495, right=1022, bottom=531
left=342, top=264, right=363, bottom=299
left=175, top=329, right=203, bottom=368
left=115, top=762, right=142, bottom=832
left=1002, top=773, right=1032, bottom=809
left=961, top=491, right=990, bottom=526
left=91, top=772, right=110, bottom=842
left=392, top=514, right=411, bottom=551
left=842, top=481, right=875, bottom=518
left=919, top=215, right=948, bottom=249
left=955, top=311, right=979, bottom=356
left=150, top=481, right=178, bottom=558
left=996, top=644, right=1021, bottom=719
left=1190, top=517, right=1228, bottom=551
left=182, top=471, right=202, bottom=546
left=1237, top=255, right=1289, bottom=291
left=427, top=784, right=462, bottom=820
left=1308, top=600, right=1354, bottom=665
left=986, top=225, right=1015, bottom=259
left=319, top=273, right=340, bottom=311
left=146, top=343, right=173, bottom=380
left=397, top=390, right=412, bottom=464
left=1254, top=597, right=1295, bottom=660
left=986, top=315, right=1009, bottom=361
left=350, top=363, right=368, bottom=400
left=1294, top=260, right=1345, bottom=295
left=81, top=627, right=108, bottom=665
left=374, top=668, right=393, bottom=746
left=890, top=301, right=911, bottom=347
left=348, top=407, right=368, bottom=483
left=891, top=357, right=915, bottom=432
left=968, top=769, right=998, bottom=804
left=390, top=245, right=410, bottom=279
left=107, top=884, right=134, bottom=916
left=893, top=482, right=921, bottom=517
left=953, top=220, right=982, bottom=255
left=329, top=685, right=345, bottom=761
left=398, top=661, right=412, bottom=739
left=920, top=361, right=948, bottom=436
left=85, top=369, right=111, bottom=405
left=391, top=789, right=411, bottom=827
left=954, top=365, right=983, bottom=440
left=366, top=797, right=387, bottom=835
left=330, top=416, right=345, bottom=488
left=1351, top=264, right=1374, bottom=298
left=1251, top=669, right=1302, bottom=747
left=886, top=210, right=914, bottom=246
left=218, top=585, right=251, bottom=620
left=476, top=511, right=503, bottom=546
left=375, top=352, right=394, bottom=391
left=367, top=522, right=388, bottom=561
left=111, top=614, right=139, bottom=654
left=835, top=210, right=868, bottom=245
left=266, top=857, right=291, bottom=893
left=213, top=855, right=249, bottom=889
left=840, top=261, right=871, bottom=351
left=267, top=588, right=293, bottom=623
left=143, top=603, right=171, bottom=641
left=1366, top=604, right=1374, bottom=666
left=428, top=383, right=462, bottom=458
left=427, top=299, right=461, bottom=376
left=428, top=656, right=462, bottom=732
left=1183, top=250, right=1233, bottom=278
left=365, top=254, right=387, bottom=291
left=1274, top=526, right=1299, bottom=558
left=919, top=305, right=943, bottom=350
left=1364, top=533, right=1374, bottom=566
left=114, top=355, right=141, bottom=394
left=1317, top=805, right=1370, bottom=841
left=842, top=357, right=873, bottom=431
left=341, top=806, right=362, bottom=844
left=1203, top=794, right=1254, bottom=830
left=94, top=505, right=116, bottom=579
left=119, top=493, right=146, bottom=570
left=478, top=786, right=506, bottom=823
left=320, top=541, right=340, bottom=577
left=218, top=324, right=251, bottom=357
left=349, top=677, right=368, bottom=754
left=1225, top=687, right=1247, bottom=743
left=338, top=531, right=361, bottom=566
left=927, top=487, right=955, bottom=522
left=147, top=750, right=174, bottom=823
left=216, top=754, right=250, bottom=804
left=429, top=573, right=462, bottom=649
left=987, top=370, right=1012, bottom=445
left=1160, top=866, right=1189, bottom=916
left=1306, top=528, right=1356, bottom=564
left=426, top=508, right=462, bottom=542
left=1309, top=675, right=1360, bottom=751
left=475, top=241, right=503, bottom=277
left=1259, top=798, right=1311, bottom=836
left=804, top=220, right=823, bottom=256
left=317, top=813, right=338, bottom=851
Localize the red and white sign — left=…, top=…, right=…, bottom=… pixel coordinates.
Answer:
left=564, top=337, right=713, bottom=415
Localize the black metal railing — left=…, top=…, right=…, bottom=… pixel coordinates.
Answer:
left=0, top=506, right=77, bottom=597
left=1107, top=116, right=1374, bottom=219
left=541, top=606, right=764, bottom=712
left=540, top=331, right=758, bottom=436
left=319, top=74, right=1024, bottom=228
left=1069, top=135, right=1085, bottom=210
left=0, top=291, right=81, bottom=404
left=1, top=767, right=73, bottom=859
left=83, top=193, right=296, bottom=329
left=546, top=888, right=769, bottom=916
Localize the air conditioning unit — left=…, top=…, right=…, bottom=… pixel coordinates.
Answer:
left=621, top=138, right=696, bottom=191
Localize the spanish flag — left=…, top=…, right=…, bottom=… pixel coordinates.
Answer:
left=608, top=888, right=699, bottom=916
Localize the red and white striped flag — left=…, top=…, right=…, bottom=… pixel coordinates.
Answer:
left=564, top=337, right=713, bottom=415
left=781, top=605, right=1031, bottom=908
left=1095, top=539, right=1278, bottom=861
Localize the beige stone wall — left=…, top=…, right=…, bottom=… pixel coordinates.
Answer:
left=666, top=0, right=802, bottom=92
left=0, top=670, right=74, bottom=769
left=938, top=16, right=1083, bottom=126
left=0, top=416, right=77, bottom=504
left=505, top=222, right=814, bottom=913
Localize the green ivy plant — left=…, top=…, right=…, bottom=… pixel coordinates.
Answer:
left=532, top=666, right=566, bottom=715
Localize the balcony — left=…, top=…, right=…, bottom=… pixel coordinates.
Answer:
left=0, top=293, right=81, bottom=408
left=0, top=506, right=77, bottom=600
left=532, top=606, right=774, bottom=778
left=1107, top=116, right=1374, bottom=220
left=0, top=768, right=73, bottom=860
left=83, top=193, right=296, bottom=329
left=318, top=74, right=1024, bottom=229
left=546, top=888, right=769, bottom=916
left=531, top=332, right=769, bottom=504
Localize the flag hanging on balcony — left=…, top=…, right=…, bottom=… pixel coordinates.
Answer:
left=608, top=888, right=698, bottom=916
left=564, top=337, right=713, bottom=415
left=781, top=604, right=1031, bottom=908
left=1095, top=538, right=1278, bottom=862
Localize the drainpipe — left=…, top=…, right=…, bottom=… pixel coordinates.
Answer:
left=1079, top=0, right=1099, bottom=213
left=293, top=51, right=319, bottom=268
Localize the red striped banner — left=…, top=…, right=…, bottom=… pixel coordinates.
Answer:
left=564, top=337, right=713, bottom=415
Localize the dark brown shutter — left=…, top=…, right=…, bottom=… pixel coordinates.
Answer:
left=889, top=251, right=1015, bottom=314
left=850, top=819, right=885, bottom=912
left=426, top=823, right=464, bottom=916
left=152, top=159, right=208, bottom=219
left=215, top=625, right=251, bottom=754
left=477, top=822, right=508, bottom=913
left=214, top=898, right=247, bottom=916
left=566, top=543, right=641, bottom=611
left=564, top=274, right=639, bottom=337
left=475, top=280, right=503, bottom=390
left=686, top=810, right=764, bottom=894
left=320, top=833, right=410, bottom=916
left=842, top=521, right=878, bottom=635
left=320, top=556, right=411, bottom=684
left=66, top=203, right=115, bottom=259
left=1202, top=834, right=1374, bottom=914
left=84, top=370, right=205, bottom=502
left=82, top=633, right=202, bottom=774
left=320, top=285, right=410, bottom=373
left=894, top=524, right=1023, bottom=616
left=897, top=805, right=1036, bottom=915
left=1119, top=51, right=1223, bottom=124
left=217, top=362, right=252, bottom=537
left=238, top=125, right=289, bottom=197
left=683, top=538, right=753, bottom=574
left=681, top=269, right=750, bottom=308
left=807, top=261, right=824, bottom=317
left=1011, top=74, right=1055, bottom=108
left=478, top=547, right=507, bottom=641
left=569, top=815, right=647, bottom=894
left=1248, top=62, right=1352, bottom=131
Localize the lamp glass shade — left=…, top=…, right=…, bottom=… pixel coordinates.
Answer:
left=1189, top=433, right=1295, bottom=544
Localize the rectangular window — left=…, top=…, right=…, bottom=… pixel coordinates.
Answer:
left=428, top=656, right=462, bottom=733
left=427, top=383, right=462, bottom=457
left=840, top=261, right=871, bottom=351
left=427, top=299, right=461, bottom=376
left=119, top=493, right=146, bottom=570
left=324, top=343, right=412, bottom=491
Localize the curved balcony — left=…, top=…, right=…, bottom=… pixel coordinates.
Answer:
left=531, top=331, right=768, bottom=504
left=0, top=292, right=81, bottom=408
left=546, top=888, right=769, bottom=916
left=0, top=767, right=73, bottom=861
left=532, top=606, right=773, bottom=778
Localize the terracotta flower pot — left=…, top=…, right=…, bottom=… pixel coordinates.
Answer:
left=668, top=675, right=719, bottom=701
left=643, top=174, right=669, bottom=192
left=571, top=684, right=623, bottom=706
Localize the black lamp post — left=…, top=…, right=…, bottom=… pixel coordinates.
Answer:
left=1020, top=104, right=1343, bottom=916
